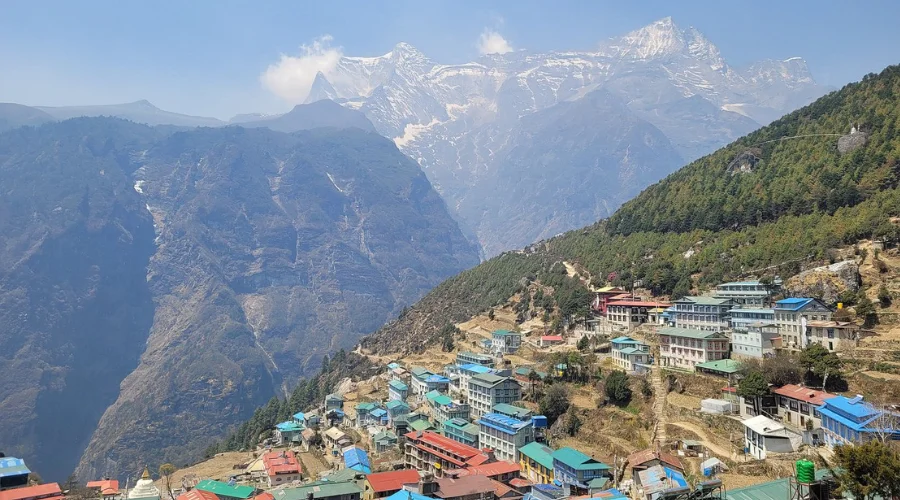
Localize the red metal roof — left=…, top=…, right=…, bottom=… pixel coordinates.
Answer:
left=721, top=386, right=736, bottom=393
left=177, top=490, right=219, bottom=500
left=508, top=478, right=533, bottom=488
left=404, top=431, right=481, bottom=459
left=541, top=336, right=563, bottom=341
left=772, top=384, right=836, bottom=406
left=86, top=480, right=119, bottom=495
left=365, top=469, right=421, bottom=493
left=435, top=475, right=496, bottom=498
left=490, top=479, right=514, bottom=498
left=0, top=483, right=63, bottom=500
left=607, top=300, right=671, bottom=308
left=262, top=450, right=301, bottom=476
left=252, top=493, right=275, bottom=500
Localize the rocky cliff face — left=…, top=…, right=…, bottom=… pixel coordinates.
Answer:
left=0, top=119, right=479, bottom=481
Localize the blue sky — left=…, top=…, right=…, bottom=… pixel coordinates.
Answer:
left=1, top=0, right=898, bottom=119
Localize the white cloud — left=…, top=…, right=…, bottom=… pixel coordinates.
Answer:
left=260, top=35, right=342, bottom=104
left=477, top=29, right=513, bottom=55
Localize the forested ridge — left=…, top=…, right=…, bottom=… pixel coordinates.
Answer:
left=359, top=64, right=900, bottom=354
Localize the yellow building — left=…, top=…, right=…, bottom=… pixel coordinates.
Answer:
left=519, top=442, right=555, bottom=484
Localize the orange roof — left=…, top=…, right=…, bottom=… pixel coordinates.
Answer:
left=262, top=450, right=301, bottom=476
left=626, top=449, right=683, bottom=471
left=772, top=384, right=836, bottom=406
left=508, top=478, right=532, bottom=488
left=177, top=490, right=219, bottom=500
left=541, top=336, right=563, bottom=341
left=721, top=386, right=736, bottom=393
left=253, top=493, right=275, bottom=500
left=0, top=483, right=63, bottom=500
left=365, top=469, right=421, bottom=493
left=463, top=461, right=520, bottom=477
left=87, top=480, right=120, bottom=495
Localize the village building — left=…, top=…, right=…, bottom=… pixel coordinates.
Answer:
left=404, top=431, right=493, bottom=476
left=363, top=470, right=421, bottom=500
left=539, top=335, right=564, bottom=348
left=456, top=351, right=494, bottom=367
left=492, top=403, right=533, bottom=421
left=731, top=322, right=781, bottom=359
left=610, top=336, right=651, bottom=373
left=742, top=415, right=802, bottom=459
left=273, top=421, right=303, bottom=446
left=694, top=359, right=742, bottom=378
left=713, top=281, right=771, bottom=308
left=467, top=374, right=523, bottom=419
left=456, top=364, right=494, bottom=398
left=513, top=367, right=547, bottom=387
left=444, top=417, right=480, bottom=448
left=673, top=297, right=734, bottom=332
left=176, top=490, right=217, bottom=500
left=194, top=481, right=254, bottom=500
left=626, top=449, right=684, bottom=488
left=325, top=427, right=352, bottom=453
left=773, top=298, right=832, bottom=350
left=426, top=391, right=470, bottom=424
left=806, top=321, right=859, bottom=352
left=0, top=484, right=63, bottom=500
left=446, top=461, right=521, bottom=484
left=325, top=394, right=345, bottom=412
left=0, top=458, right=31, bottom=491
left=818, top=395, right=900, bottom=448
left=729, top=308, right=776, bottom=332
left=478, top=413, right=534, bottom=462
left=590, top=286, right=628, bottom=315
left=86, top=480, right=120, bottom=499
left=551, top=448, right=611, bottom=495
left=634, top=465, right=688, bottom=499
left=355, top=402, right=379, bottom=428
left=606, top=300, right=671, bottom=329
left=433, top=475, right=497, bottom=500
left=387, top=380, right=409, bottom=401
left=262, top=451, right=302, bottom=487
left=658, top=327, right=729, bottom=371
left=270, top=481, right=361, bottom=500
left=409, top=367, right=434, bottom=395
left=491, top=330, right=522, bottom=354
left=518, top=442, right=555, bottom=485
left=343, top=447, right=371, bottom=474
left=772, top=384, right=835, bottom=444
left=385, top=399, right=410, bottom=424
left=372, top=430, right=398, bottom=453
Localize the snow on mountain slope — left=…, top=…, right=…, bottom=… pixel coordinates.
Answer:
left=292, top=17, right=829, bottom=255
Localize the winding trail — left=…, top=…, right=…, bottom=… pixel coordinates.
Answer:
left=668, top=421, right=738, bottom=460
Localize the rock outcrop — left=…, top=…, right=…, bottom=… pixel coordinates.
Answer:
left=784, top=260, right=860, bottom=303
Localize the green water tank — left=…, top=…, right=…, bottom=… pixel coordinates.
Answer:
left=796, top=459, right=816, bottom=483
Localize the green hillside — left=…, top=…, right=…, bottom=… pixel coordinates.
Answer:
left=362, top=64, right=900, bottom=354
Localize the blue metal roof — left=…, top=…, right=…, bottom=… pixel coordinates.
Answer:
left=610, top=336, right=639, bottom=343
left=478, top=413, right=531, bottom=434
left=0, top=458, right=30, bottom=478
left=460, top=363, right=493, bottom=374
left=823, top=395, right=878, bottom=419
left=370, top=408, right=388, bottom=418
left=387, top=362, right=400, bottom=369
left=343, top=447, right=371, bottom=474
left=293, top=411, right=305, bottom=421
left=425, top=375, right=450, bottom=383
left=775, top=298, right=813, bottom=310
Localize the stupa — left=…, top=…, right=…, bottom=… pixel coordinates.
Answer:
left=127, top=468, right=161, bottom=500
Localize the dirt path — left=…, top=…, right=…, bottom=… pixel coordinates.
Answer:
left=651, top=363, right=667, bottom=445
left=668, top=421, right=738, bottom=460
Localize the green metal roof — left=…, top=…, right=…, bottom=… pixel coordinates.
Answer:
left=431, top=394, right=452, bottom=406
left=410, top=419, right=435, bottom=432
left=519, top=442, right=555, bottom=470
left=492, top=329, right=521, bottom=337
left=492, top=403, right=532, bottom=419
left=273, top=481, right=363, bottom=500
left=726, top=470, right=832, bottom=500
left=658, top=327, right=725, bottom=340
left=385, top=400, right=409, bottom=410
left=695, top=359, right=742, bottom=374
left=425, top=390, right=443, bottom=402
left=374, top=430, right=398, bottom=442
left=356, top=402, right=376, bottom=412
left=410, top=366, right=431, bottom=376
left=444, top=418, right=479, bottom=435
left=587, top=477, right=609, bottom=489
left=470, top=373, right=506, bottom=386
left=388, top=379, right=408, bottom=391
left=195, top=480, right=255, bottom=499
left=552, top=447, right=610, bottom=471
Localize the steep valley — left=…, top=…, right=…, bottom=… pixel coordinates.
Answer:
left=0, top=119, right=480, bottom=481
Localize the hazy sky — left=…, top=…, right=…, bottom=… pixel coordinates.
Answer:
left=2, top=0, right=898, bottom=119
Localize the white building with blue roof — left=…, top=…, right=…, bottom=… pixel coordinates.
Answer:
left=774, top=298, right=832, bottom=350
left=729, top=308, right=775, bottom=332
left=610, top=336, right=651, bottom=373
left=456, top=363, right=494, bottom=397
left=477, top=412, right=534, bottom=462
left=818, top=394, right=900, bottom=449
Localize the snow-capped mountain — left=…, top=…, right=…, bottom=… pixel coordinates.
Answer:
left=292, top=17, right=830, bottom=255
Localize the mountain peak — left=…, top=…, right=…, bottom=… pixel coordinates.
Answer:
left=611, top=17, right=688, bottom=59
left=128, top=99, right=159, bottom=110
